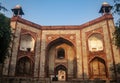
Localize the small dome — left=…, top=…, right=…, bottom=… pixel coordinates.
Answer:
left=15, top=5, right=21, bottom=9
left=102, top=2, right=110, bottom=6
left=99, top=2, right=112, bottom=14
left=11, top=4, right=24, bottom=16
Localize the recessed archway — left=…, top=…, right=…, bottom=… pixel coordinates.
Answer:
left=16, top=56, right=34, bottom=76
left=55, top=65, right=67, bottom=81
left=89, top=57, right=107, bottom=79
left=45, top=37, right=76, bottom=79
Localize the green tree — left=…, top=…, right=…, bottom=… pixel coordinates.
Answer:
left=110, top=63, right=120, bottom=73
left=0, top=13, right=11, bottom=63
left=112, top=1, right=120, bottom=82
left=113, top=27, right=120, bottom=48
left=113, top=0, right=120, bottom=48
left=0, top=3, right=8, bottom=12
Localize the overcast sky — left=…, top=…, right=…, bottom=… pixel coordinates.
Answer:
left=0, top=0, right=114, bottom=25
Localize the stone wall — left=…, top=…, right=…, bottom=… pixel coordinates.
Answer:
left=0, top=77, right=49, bottom=83
left=2, top=14, right=119, bottom=82
left=0, top=77, right=118, bottom=83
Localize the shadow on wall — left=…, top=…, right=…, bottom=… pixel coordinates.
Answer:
left=0, top=64, right=3, bottom=76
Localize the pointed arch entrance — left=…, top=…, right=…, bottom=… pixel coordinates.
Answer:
left=45, top=37, right=76, bottom=80
left=16, top=56, right=34, bottom=76
left=89, top=57, right=107, bottom=79
left=55, top=65, right=67, bottom=81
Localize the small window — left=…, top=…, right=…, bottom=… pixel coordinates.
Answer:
left=57, top=48, right=65, bottom=59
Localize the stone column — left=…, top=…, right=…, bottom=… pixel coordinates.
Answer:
left=2, top=56, right=10, bottom=75
left=103, top=22, right=115, bottom=79
left=39, top=32, right=46, bottom=77
left=34, top=34, right=41, bottom=77
left=9, top=27, right=21, bottom=76
left=76, top=31, right=83, bottom=79
left=81, top=30, right=89, bottom=79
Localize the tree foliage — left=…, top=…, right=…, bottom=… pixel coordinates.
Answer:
left=110, top=63, right=120, bottom=74
left=0, top=3, right=8, bottom=12
left=112, top=0, right=120, bottom=48
left=0, top=13, right=11, bottom=63
left=113, top=27, right=120, bottom=48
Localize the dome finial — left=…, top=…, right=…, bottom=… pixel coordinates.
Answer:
left=102, top=2, right=110, bottom=6
left=15, top=4, right=21, bottom=9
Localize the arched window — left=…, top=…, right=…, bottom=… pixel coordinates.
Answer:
left=20, top=34, right=35, bottom=52
left=57, top=48, right=65, bottom=59
left=16, top=57, right=33, bottom=76
left=88, top=34, right=103, bottom=52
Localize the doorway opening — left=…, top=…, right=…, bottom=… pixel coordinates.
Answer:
left=55, top=65, right=67, bottom=81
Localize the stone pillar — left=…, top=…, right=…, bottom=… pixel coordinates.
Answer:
left=9, top=27, right=21, bottom=76
left=76, top=31, right=83, bottom=79
left=39, top=32, right=46, bottom=77
left=2, top=57, right=10, bottom=75
left=103, top=21, right=115, bottom=79
left=108, top=20, right=120, bottom=66
left=34, top=34, right=41, bottom=77
left=81, top=30, right=89, bottom=79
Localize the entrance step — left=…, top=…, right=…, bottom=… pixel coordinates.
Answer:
left=51, top=81, right=69, bottom=83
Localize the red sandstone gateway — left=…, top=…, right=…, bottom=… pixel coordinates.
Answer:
left=1, top=2, right=119, bottom=83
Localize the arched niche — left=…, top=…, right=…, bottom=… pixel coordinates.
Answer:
left=89, top=57, right=107, bottom=79
left=16, top=56, right=34, bottom=76
left=56, top=48, right=65, bottom=59
left=19, top=34, right=35, bottom=52
left=88, top=33, right=103, bottom=52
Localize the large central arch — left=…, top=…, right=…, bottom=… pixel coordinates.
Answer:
left=45, top=37, right=76, bottom=79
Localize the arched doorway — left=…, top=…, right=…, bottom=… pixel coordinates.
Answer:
left=45, top=37, right=76, bottom=79
left=16, top=56, right=34, bottom=76
left=89, top=57, right=107, bottom=79
left=55, top=65, right=67, bottom=81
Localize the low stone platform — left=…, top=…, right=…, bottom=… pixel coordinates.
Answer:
left=0, top=77, right=118, bottom=83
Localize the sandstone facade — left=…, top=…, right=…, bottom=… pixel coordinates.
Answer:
left=1, top=14, right=120, bottom=83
